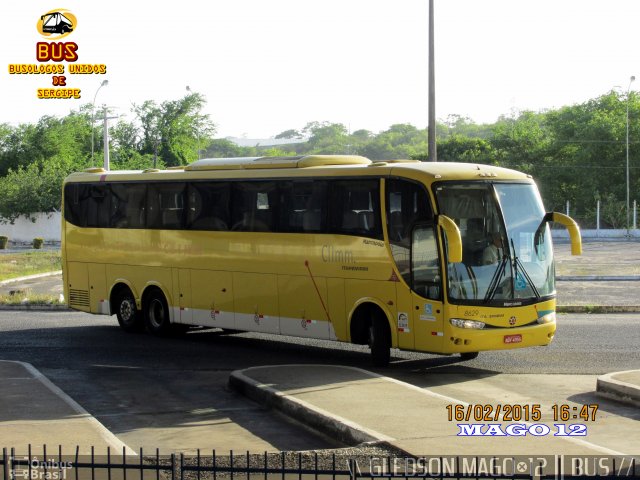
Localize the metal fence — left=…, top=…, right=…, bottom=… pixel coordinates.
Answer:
left=1, top=446, right=639, bottom=480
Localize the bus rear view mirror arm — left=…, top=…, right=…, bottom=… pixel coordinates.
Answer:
left=437, top=214, right=463, bottom=263
left=535, top=211, right=582, bottom=256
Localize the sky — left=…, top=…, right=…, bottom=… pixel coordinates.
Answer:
left=2, top=0, right=640, bottom=138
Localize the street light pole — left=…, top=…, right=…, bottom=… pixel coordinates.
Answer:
left=626, top=75, right=635, bottom=236
left=91, top=79, right=108, bottom=166
left=427, top=0, right=437, bottom=162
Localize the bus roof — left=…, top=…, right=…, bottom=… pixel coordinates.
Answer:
left=65, top=155, right=531, bottom=183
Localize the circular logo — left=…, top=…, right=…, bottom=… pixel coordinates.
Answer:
left=37, top=9, right=77, bottom=39
left=509, top=316, right=517, bottom=326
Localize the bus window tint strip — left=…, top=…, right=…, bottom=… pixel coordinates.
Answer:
left=64, top=179, right=383, bottom=239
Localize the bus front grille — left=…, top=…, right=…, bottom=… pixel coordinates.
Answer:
left=69, top=289, right=89, bottom=307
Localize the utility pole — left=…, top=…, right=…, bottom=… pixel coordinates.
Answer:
left=626, top=76, right=635, bottom=236
left=428, top=0, right=437, bottom=162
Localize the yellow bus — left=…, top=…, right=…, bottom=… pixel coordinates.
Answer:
left=62, top=155, right=581, bottom=366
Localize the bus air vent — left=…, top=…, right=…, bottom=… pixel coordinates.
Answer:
left=69, top=289, right=89, bottom=307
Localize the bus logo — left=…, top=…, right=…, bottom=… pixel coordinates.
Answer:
left=37, top=9, right=77, bottom=39
left=509, top=316, right=517, bottom=326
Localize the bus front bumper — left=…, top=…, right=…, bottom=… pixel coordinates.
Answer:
left=444, top=320, right=556, bottom=354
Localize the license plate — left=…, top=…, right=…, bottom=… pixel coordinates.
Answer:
left=504, top=334, right=522, bottom=344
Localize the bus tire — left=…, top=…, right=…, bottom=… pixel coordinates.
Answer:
left=144, top=289, right=172, bottom=336
left=460, top=352, right=479, bottom=360
left=368, top=313, right=391, bottom=367
left=114, top=287, right=144, bottom=333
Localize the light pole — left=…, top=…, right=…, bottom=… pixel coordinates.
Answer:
left=427, top=0, right=436, bottom=162
left=626, top=75, right=635, bottom=236
left=91, top=79, right=108, bottom=166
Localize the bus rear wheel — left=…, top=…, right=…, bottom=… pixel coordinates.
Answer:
left=368, top=314, right=391, bottom=367
left=114, top=288, right=144, bottom=333
left=144, top=290, right=172, bottom=336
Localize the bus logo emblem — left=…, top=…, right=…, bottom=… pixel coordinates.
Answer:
left=37, top=9, right=77, bottom=39
left=509, top=316, right=516, bottom=326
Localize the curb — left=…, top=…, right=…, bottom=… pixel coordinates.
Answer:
left=557, top=276, right=640, bottom=281
left=0, top=271, right=66, bottom=310
left=0, top=270, right=62, bottom=286
left=0, top=304, right=69, bottom=311
left=228, top=368, right=389, bottom=446
left=556, top=305, right=640, bottom=314
left=596, top=371, right=640, bottom=408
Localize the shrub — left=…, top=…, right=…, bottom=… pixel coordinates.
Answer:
left=32, top=237, right=44, bottom=249
left=0, top=235, right=8, bottom=249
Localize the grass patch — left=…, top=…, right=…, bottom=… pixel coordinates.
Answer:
left=0, top=290, right=63, bottom=306
left=0, top=250, right=61, bottom=282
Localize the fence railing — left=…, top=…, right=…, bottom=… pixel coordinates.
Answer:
left=1, top=446, right=639, bottom=480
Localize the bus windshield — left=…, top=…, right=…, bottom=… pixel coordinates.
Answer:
left=435, top=182, right=555, bottom=306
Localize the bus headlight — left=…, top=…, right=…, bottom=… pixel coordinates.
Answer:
left=537, top=311, right=556, bottom=324
left=450, top=318, right=485, bottom=330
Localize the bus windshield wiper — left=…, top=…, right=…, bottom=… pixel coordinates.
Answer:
left=483, top=253, right=509, bottom=303
left=510, top=238, right=541, bottom=300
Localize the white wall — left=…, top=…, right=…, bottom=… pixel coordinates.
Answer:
left=552, top=228, right=640, bottom=239
left=0, top=212, right=61, bottom=243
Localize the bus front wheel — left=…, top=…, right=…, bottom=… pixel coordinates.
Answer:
left=144, top=290, right=172, bottom=336
left=368, top=314, right=391, bottom=367
left=114, top=288, right=144, bottom=333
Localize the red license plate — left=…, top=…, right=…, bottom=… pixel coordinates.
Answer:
left=504, top=334, right=522, bottom=344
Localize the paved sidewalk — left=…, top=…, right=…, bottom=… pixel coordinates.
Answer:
left=229, top=365, right=640, bottom=456
left=0, top=360, right=135, bottom=454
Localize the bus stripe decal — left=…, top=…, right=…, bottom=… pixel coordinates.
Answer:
left=304, top=260, right=332, bottom=323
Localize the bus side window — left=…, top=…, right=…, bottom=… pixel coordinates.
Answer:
left=279, top=180, right=327, bottom=233
left=187, top=182, right=230, bottom=231
left=231, top=182, right=277, bottom=232
left=86, top=184, right=110, bottom=228
left=386, top=178, right=434, bottom=285
left=109, top=183, right=146, bottom=229
left=411, top=225, right=441, bottom=300
left=64, top=183, right=86, bottom=227
left=109, top=184, right=128, bottom=228
left=147, top=183, right=186, bottom=230
left=328, top=179, right=382, bottom=239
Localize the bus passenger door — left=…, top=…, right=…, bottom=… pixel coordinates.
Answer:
left=411, top=225, right=445, bottom=352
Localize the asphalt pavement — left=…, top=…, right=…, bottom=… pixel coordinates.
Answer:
left=1, top=240, right=639, bottom=455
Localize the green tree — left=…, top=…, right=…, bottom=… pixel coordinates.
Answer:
left=0, top=160, right=67, bottom=221
left=302, top=121, right=349, bottom=154
left=438, top=135, right=494, bottom=163
left=275, top=129, right=303, bottom=139
left=134, top=92, right=216, bottom=167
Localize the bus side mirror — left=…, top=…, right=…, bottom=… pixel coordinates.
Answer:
left=437, top=214, right=463, bottom=263
left=535, top=212, right=582, bottom=256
